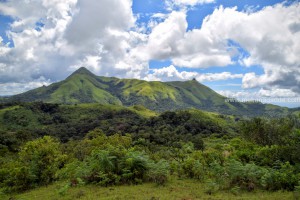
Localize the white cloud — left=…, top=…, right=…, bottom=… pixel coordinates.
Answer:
left=149, top=2, right=300, bottom=94
left=145, top=65, right=242, bottom=82
left=0, top=0, right=78, bottom=83
left=259, top=88, right=298, bottom=98
left=197, top=72, right=243, bottom=82
left=0, top=0, right=300, bottom=98
left=218, top=90, right=261, bottom=100
left=0, top=0, right=147, bottom=85
left=137, top=10, right=233, bottom=68
left=145, top=65, right=197, bottom=81
left=145, top=11, right=188, bottom=60
left=0, top=77, right=52, bottom=96
left=198, top=3, right=300, bottom=93
left=174, top=0, right=214, bottom=6
left=219, top=88, right=299, bottom=100
left=166, top=0, right=215, bottom=9
left=65, top=0, right=134, bottom=47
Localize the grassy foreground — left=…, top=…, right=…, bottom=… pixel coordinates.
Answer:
left=2, top=178, right=294, bottom=200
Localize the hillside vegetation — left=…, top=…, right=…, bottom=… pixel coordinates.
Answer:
left=0, top=102, right=300, bottom=199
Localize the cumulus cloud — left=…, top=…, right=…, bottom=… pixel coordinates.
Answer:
left=259, top=88, right=298, bottom=98
left=198, top=3, right=300, bottom=93
left=197, top=72, right=243, bottom=82
left=137, top=10, right=233, bottom=68
left=218, top=90, right=260, bottom=100
left=0, top=0, right=148, bottom=89
left=145, top=65, right=196, bottom=81
left=219, top=88, right=299, bottom=100
left=145, top=11, right=187, bottom=60
left=165, top=0, right=215, bottom=9
left=0, top=0, right=299, bottom=98
left=0, top=0, right=78, bottom=83
left=0, top=77, right=52, bottom=96
left=145, top=2, right=300, bottom=94
left=145, top=65, right=242, bottom=82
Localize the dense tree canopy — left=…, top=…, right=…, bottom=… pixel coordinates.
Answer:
left=0, top=102, right=300, bottom=195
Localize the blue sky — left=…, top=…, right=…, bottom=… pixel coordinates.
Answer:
left=133, top=0, right=299, bottom=107
left=0, top=15, right=13, bottom=45
left=0, top=0, right=299, bottom=107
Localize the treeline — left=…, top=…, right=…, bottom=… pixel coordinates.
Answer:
left=0, top=102, right=229, bottom=153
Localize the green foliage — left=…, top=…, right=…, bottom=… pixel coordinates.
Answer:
left=1, top=94, right=300, bottom=196
left=0, top=131, right=20, bottom=153
left=58, top=183, right=70, bottom=196
left=58, top=133, right=155, bottom=187
left=239, top=117, right=300, bottom=165
left=121, top=151, right=149, bottom=184
left=261, top=162, right=300, bottom=191
left=1, top=104, right=218, bottom=151
left=86, top=150, right=119, bottom=186
left=1, top=136, right=66, bottom=192
left=1, top=162, right=35, bottom=192
left=225, top=159, right=267, bottom=191
left=181, top=157, right=205, bottom=180
left=147, top=160, right=170, bottom=185
left=240, top=117, right=293, bottom=146
left=205, top=179, right=220, bottom=195
left=19, top=136, right=66, bottom=185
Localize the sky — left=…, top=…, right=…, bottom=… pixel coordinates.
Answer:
left=0, top=0, right=300, bottom=107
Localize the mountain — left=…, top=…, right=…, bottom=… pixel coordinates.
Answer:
left=0, top=67, right=290, bottom=116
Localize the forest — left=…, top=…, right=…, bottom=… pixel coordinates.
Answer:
left=0, top=102, right=300, bottom=199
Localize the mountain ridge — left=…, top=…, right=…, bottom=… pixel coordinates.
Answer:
left=0, top=67, right=291, bottom=117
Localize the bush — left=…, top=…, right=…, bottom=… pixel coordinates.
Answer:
left=147, top=160, right=170, bottom=185
left=181, top=157, right=205, bottom=180
left=121, top=151, right=149, bottom=184
left=2, top=163, right=35, bottom=192
left=84, top=150, right=119, bottom=186
left=19, top=136, right=66, bottom=185
left=261, top=162, right=300, bottom=191
left=2, top=136, right=66, bottom=192
left=205, top=179, right=219, bottom=195
left=225, top=159, right=267, bottom=191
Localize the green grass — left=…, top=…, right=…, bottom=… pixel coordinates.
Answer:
left=0, top=105, right=41, bottom=130
left=188, top=109, right=236, bottom=134
left=2, top=178, right=294, bottom=200
left=50, top=74, right=122, bottom=105
left=66, top=103, right=156, bottom=118
left=129, top=105, right=158, bottom=117
left=0, top=105, right=20, bottom=115
left=120, top=80, right=179, bottom=101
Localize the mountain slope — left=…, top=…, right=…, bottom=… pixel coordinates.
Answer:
left=2, top=67, right=290, bottom=116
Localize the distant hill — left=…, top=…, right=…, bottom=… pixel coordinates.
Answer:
left=0, top=67, right=291, bottom=117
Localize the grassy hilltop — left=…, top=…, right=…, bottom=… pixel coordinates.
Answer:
left=1, top=67, right=290, bottom=117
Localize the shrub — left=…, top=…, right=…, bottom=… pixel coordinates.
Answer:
left=147, top=160, right=170, bottom=185
left=19, top=136, right=66, bottom=185
left=121, top=151, right=149, bottom=184
left=84, top=150, right=119, bottom=186
left=225, top=159, right=267, bottom=191
left=2, top=136, right=66, bottom=192
left=2, top=163, right=35, bottom=192
left=181, top=157, right=205, bottom=180
left=205, top=179, right=219, bottom=195
left=261, top=162, right=300, bottom=191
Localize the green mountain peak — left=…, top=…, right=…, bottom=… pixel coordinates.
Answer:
left=69, top=67, right=95, bottom=77
left=2, top=68, right=290, bottom=117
